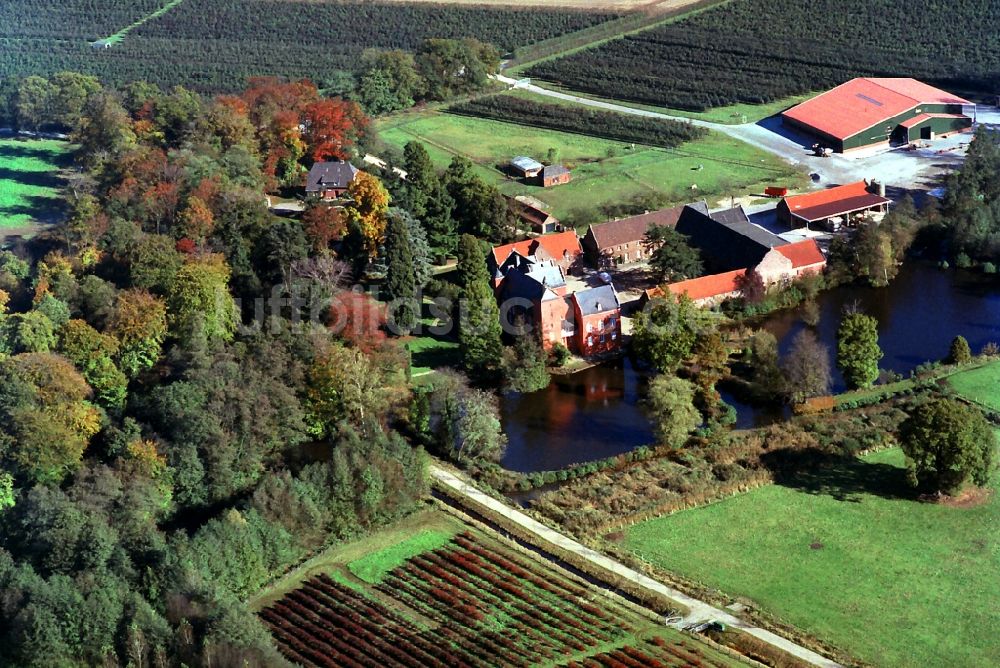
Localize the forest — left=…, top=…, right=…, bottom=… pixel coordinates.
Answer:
left=0, top=0, right=618, bottom=92
left=0, top=68, right=528, bottom=665
left=448, top=94, right=706, bottom=148
left=527, top=0, right=1000, bottom=111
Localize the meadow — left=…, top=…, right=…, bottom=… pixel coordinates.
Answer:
left=251, top=508, right=744, bottom=668
left=624, top=448, right=1000, bottom=668
left=945, top=360, right=1000, bottom=411
left=377, top=110, right=802, bottom=224
left=0, top=138, right=70, bottom=230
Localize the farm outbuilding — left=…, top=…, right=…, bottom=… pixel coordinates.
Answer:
left=510, top=156, right=544, bottom=178
left=539, top=164, right=571, bottom=188
left=781, top=78, right=973, bottom=153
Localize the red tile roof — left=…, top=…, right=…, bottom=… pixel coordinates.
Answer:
left=666, top=269, right=745, bottom=302
left=783, top=182, right=891, bottom=223
left=782, top=78, right=971, bottom=141
left=491, top=231, right=581, bottom=265
left=775, top=239, right=825, bottom=269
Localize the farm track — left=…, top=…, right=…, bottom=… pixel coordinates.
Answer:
left=430, top=464, right=844, bottom=668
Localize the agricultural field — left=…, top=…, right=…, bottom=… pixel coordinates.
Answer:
left=945, top=359, right=1000, bottom=411
left=623, top=448, right=1000, bottom=668
left=0, top=0, right=620, bottom=91
left=527, top=0, right=1000, bottom=111
left=0, top=138, right=70, bottom=230
left=255, top=509, right=745, bottom=667
left=377, top=109, right=802, bottom=224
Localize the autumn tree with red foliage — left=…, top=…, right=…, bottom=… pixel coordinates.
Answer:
left=736, top=268, right=766, bottom=304
left=328, top=290, right=387, bottom=353
left=303, top=98, right=368, bottom=163
left=301, top=203, right=346, bottom=253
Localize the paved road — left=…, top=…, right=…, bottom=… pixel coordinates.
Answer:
left=495, top=74, right=972, bottom=191
left=431, top=464, right=843, bottom=668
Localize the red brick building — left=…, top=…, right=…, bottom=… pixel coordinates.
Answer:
left=581, top=204, right=690, bottom=267
left=490, top=231, right=582, bottom=277
left=777, top=182, right=891, bottom=231
left=540, top=164, right=571, bottom=188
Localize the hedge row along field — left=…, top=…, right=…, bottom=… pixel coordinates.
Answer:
left=261, top=531, right=742, bottom=667
left=527, top=0, right=1000, bottom=111
left=0, top=0, right=620, bottom=91
left=449, top=94, right=706, bottom=149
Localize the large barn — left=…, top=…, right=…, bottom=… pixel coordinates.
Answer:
left=782, top=78, right=973, bottom=153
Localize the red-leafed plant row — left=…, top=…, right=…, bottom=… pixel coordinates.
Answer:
left=260, top=532, right=730, bottom=667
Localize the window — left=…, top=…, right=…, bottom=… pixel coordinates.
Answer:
left=587, top=336, right=593, bottom=347
left=612, top=333, right=618, bottom=340
left=599, top=334, right=606, bottom=343
left=586, top=323, right=592, bottom=333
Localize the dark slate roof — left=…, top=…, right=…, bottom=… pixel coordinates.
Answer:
left=574, top=285, right=619, bottom=316
left=676, top=204, right=785, bottom=272
left=586, top=203, right=690, bottom=250
left=499, top=260, right=565, bottom=303
left=541, top=164, right=570, bottom=178
left=305, top=161, right=358, bottom=192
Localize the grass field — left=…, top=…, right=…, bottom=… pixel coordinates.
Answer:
left=377, top=110, right=802, bottom=224
left=0, top=138, right=70, bottom=230
left=252, top=507, right=744, bottom=668
left=946, top=360, right=1000, bottom=411
left=624, top=448, right=1000, bottom=668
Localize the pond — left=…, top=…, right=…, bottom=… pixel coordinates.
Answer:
left=761, top=262, right=1000, bottom=393
left=499, top=263, right=1000, bottom=472
left=499, top=358, right=654, bottom=473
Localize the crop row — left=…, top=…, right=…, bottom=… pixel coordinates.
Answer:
left=527, top=0, right=1000, bottom=111
left=448, top=95, right=705, bottom=149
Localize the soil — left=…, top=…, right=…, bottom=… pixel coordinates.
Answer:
left=921, top=487, right=993, bottom=509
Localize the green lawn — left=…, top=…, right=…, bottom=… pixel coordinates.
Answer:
left=946, top=360, right=1000, bottom=411
left=625, top=448, right=1000, bottom=668
left=0, top=138, right=70, bottom=229
left=347, top=529, right=454, bottom=583
left=377, top=111, right=803, bottom=224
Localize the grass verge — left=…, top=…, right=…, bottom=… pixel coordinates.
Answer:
left=945, top=359, right=1000, bottom=411
left=347, top=529, right=455, bottom=583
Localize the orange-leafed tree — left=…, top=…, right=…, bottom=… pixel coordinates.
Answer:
left=329, top=290, right=387, bottom=353
left=177, top=195, right=215, bottom=243
left=344, top=171, right=390, bottom=256
left=108, top=289, right=168, bottom=378
left=302, top=97, right=368, bottom=163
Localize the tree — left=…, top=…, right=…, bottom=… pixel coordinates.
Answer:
left=344, top=171, right=390, bottom=256
left=166, top=254, right=239, bottom=347
left=899, top=398, right=995, bottom=494
left=424, top=371, right=506, bottom=463
left=444, top=157, right=510, bottom=241
left=15, top=75, right=54, bottom=130
left=0, top=353, right=101, bottom=484
left=456, top=235, right=502, bottom=379
left=735, top=269, right=766, bottom=305
left=400, top=209, right=432, bottom=288
left=781, top=329, right=831, bottom=403
left=643, top=225, right=702, bottom=281
left=358, top=49, right=425, bottom=113
left=691, top=330, right=728, bottom=397
left=836, top=311, right=882, bottom=389
left=107, top=289, right=168, bottom=378
left=948, top=335, right=972, bottom=365
left=646, top=375, right=701, bottom=448
left=176, top=195, right=215, bottom=243
left=383, top=209, right=418, bottom=332
left=58, top=320, right=128, bottom=409
left=301, top=202, right=346, bottom=254
left=631, top=293, right=700, bottom=372
left=304, top=344, right=392, bottom=437
left=48, top=71, right=101, bottom=129
left=416, top=38, right=498, bottom=100
left=302, top=98, right=368, bottom=163
left=747, top=329, right=784, bottom=397
left=401, top=142, right=455, bottom=255
left=501, top=332, right=550, bottom=393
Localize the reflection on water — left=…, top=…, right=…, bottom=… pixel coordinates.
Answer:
left=500, top=358, right=654, bottom=472
left=499, top=264, right=1000, bottom=472
left=761, top=263, right=1000, bottom=393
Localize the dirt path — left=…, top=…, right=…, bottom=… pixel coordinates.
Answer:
left=430, top=464, right=843, bottom=668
